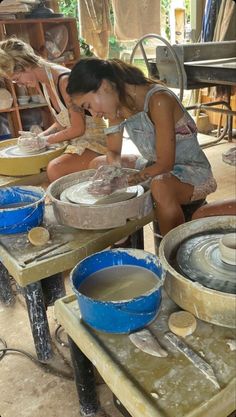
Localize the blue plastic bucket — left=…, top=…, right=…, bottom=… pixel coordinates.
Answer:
left=0, top=186, right=45, bottom=234
left=71, top=249, right=165, bottom=333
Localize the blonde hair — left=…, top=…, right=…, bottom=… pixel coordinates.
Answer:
left=0, top=37, right=45, bottom=76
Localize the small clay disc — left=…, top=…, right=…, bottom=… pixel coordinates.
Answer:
left=28, top=227, right=50, bottom=246
left=168, top=311, right=197, bottom=337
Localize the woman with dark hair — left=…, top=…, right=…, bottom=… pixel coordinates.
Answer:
left=67, top=58, right=217, bottom=236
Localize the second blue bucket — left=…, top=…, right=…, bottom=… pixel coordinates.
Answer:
left=71, top=249, right=165, bottom=334
left=0, top=186, right=45, bottom=234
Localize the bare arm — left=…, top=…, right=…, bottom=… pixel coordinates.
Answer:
left=39, top=122, right=61, bottom=137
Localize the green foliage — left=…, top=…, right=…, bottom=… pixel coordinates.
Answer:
left=109, top=35, right=124, bottom=58
left=58, top=0, right=78, bottom=18
left=161, top=0, right=191, bottom=39
left=161, top=0, right=171, bottom=40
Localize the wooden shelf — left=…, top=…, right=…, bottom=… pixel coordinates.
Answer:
left=18, top=103, right=48, bottom=110
left=0, top=17, right=80, bottom=138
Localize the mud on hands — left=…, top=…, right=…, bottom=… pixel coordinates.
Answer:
left=88, top=165, right=129, bottom=196
left=17, top=131, right=49, bottom=154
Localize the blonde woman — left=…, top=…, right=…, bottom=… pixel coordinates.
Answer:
left=0, top=38, right=108, bottom=182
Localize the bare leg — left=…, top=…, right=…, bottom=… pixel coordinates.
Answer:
left=151, top=175, right=194, bottom=236
left=89, top=154, right=138, bottom=169
left=47, top=149, right=102, bottom=182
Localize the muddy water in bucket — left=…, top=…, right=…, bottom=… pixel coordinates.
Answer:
left=78, top=265, right=159, bottom=301
left=71, top=249, right=164, bottom=333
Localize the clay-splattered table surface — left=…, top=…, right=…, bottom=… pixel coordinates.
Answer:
left=55, top=293, right=236, bottom=417
left=0, top=205, right=153, bottom=287
left=0, top=171, right=47, bottom=188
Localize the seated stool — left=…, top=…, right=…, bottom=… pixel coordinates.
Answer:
left=153, top=199, right=207, bottom=255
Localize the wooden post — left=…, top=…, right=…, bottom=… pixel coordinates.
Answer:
left=170, top=0, right=185, bottom=44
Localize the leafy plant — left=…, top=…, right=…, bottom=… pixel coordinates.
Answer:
left=58, top=0, right=78, bottom=19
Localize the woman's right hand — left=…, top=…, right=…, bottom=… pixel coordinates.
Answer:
left=17, top=132, right=48, bottom=153
left=88, top=165, right=128, bottom=196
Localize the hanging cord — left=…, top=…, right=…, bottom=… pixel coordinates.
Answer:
left=148, top=222, right=163, bottom=239
left=55, top=324, right=69, bottom=348
left=0, top=334, right=73, bottom=381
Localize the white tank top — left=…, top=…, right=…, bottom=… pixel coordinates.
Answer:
left=41, top=66, right=71, bottom=128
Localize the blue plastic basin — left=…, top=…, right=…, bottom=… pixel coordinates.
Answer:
left=0, top=186, right=45, bottom=234
left=71, top=249, right=165, bottom=334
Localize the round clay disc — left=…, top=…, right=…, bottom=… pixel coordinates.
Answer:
left=28, top=227, right=50, bottom=246
left=168, top=311, right=197, bottom=337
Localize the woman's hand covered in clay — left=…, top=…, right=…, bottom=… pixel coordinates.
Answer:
left=17, top=131, right=49, bottom=153
left=88, top=165, right=128, bottom=196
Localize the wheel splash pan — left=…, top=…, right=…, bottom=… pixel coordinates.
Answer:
left=47, top=169, right=153, bottom=230
left=159, top=216, right=236, bottom=328
left=0, top=139, right=66, bottom=176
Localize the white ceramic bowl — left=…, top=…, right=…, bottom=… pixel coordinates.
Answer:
left=0, top=97, right=13, bottom=110
left=18, top=96, right=30, bottom=106
left=219, top=233, right=236, bottom=265
left=31, top=95, right=40, bottom=103
left=0, top=88, right=13, bottom=110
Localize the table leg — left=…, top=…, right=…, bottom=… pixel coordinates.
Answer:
left=41, top=273, right=66, bottom=307
left=68, top=336, right=99, bottom=416
left=130, top=227, right=144, bottom=249
left=23, top=281, right=53, bottom=361
left=0, top=261, right=15, bottom=305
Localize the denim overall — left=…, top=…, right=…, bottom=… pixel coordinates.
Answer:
left=105, top=84, right=217, bottom=200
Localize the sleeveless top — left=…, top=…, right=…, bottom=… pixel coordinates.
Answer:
left=41, top=66, right=107, bottom=156
left=105, top=84, right=215, bottom=187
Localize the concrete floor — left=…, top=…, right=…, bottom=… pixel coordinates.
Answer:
left=0, top=140, right=235, bottom=417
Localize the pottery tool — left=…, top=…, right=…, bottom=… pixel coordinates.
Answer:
left=94, top=189, right=138, bottom=205
left=168, top=311, right=197, bottom=337
left=28, top=227, right=50, bottom=246
left=129, top=328, right=168, bottom=357
left=164, top=331, right=220, bottom=389
left=23, top=240, right=71, bottom=264
left=61, top=181, right=142, bottom=205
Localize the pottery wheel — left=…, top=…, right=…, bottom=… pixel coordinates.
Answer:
left=0, top=145, right=58, bottom=157
left=176, top=233, right=236, bottom=294
left=60, top=181, right=144, bottom=205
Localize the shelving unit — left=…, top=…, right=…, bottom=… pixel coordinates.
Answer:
left=0, top=17, right=80, bottom=138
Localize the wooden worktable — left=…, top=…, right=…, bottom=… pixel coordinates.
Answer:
left=55, top=293, right=236, bottom=417
left=0, top=205, right=153, bottom=286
